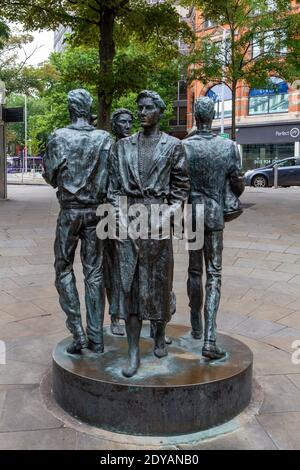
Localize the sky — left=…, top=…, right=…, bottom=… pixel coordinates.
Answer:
left=19, top=30, right=54, bottom=66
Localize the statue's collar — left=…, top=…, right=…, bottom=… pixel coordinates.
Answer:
left=196, top=130, right=214, bottom=139
left=66, top=124, right=95, bottom=131
left=131, top=131, right=167, bottom=145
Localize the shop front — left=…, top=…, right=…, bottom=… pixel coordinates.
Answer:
left=216, top=121, right=300, bottom=171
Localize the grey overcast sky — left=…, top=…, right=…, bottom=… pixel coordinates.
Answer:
left=20, top=29, right=54, bottom=66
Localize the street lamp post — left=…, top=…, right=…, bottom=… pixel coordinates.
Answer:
left=24, top=94, right=28, bottom=174
left=177, top=75, right=186, bottom=127
left=220, top=28, right=227, bottom=135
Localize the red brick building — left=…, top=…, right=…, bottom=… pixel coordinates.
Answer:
left=187, top=3, right=300, bottom=170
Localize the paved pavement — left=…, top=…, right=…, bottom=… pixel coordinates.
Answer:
left=7, top=172, right=45, bottom=185
left=0, top=185, right=300, bottom=449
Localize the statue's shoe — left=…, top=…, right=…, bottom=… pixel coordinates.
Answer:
left=111, top=322, right=125, bottom=336
left=191, top=329, right=203, bottom=340
left=154, top=345, right=168, bottom=358
left=66, top=341, right=88, bottom=355
left=202, top=343, right=226, bottom=360
left=87, top=340, right=104, bottom=354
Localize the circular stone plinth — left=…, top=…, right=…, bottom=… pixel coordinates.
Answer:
left=52, top=325, right=253, bottom=436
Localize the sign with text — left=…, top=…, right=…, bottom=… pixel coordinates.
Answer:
left=3, top=107, right=24, bottom=123
left=236, top=122, right=300, bottom=144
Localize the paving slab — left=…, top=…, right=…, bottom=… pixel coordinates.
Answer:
left=230, top=317, right=286, bottom=339
left=258, top=375, right=300, bottom=413
left=287, top=374, right=300, bottom=390
left=0, top=360, right=48, bottom=385
left=0, top=185, right=300, bottom=449
left=178, top=418, right=276, bottom=450
left=257, top=412, right=300, bottom=450
left=0, top=428, right=76, bottom=450
left=0, top=387, right=62, bottom=432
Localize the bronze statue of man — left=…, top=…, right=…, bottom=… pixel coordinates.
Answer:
left=183, top=96, right=244, bottom=359
left=108, top=90, right=190, bottom=377
left=111, top=108, right=133, bottom=141
left=108, top=108, right=176, bottom=342
left=43, top=89, right=113, bottom=354
left=105, top=108, right=134, bottom=336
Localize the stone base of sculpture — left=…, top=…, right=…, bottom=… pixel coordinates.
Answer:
left=52, top=325, right=252, bottom=436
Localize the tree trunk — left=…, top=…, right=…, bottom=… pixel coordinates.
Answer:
left=97, top=9, right=116, bottom=130
left=231, top=79, right=237, bottom=141
left=229, top=24, right=237, bottom=142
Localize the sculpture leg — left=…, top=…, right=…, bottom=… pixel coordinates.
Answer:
left=110, top=314, right=125, bottom=336
left=80, top=210, right=105, bottom=353
left=150, top=321, right=171, bottom=346
left=122, top=315, right=142, bottom=378
left=105, top=240, right=125, bottom=336
left=153, top=321, right=168, bottom=358
left=187, top=249, right=204, bottom=339
left=202, top=230, right=226, bottom=359
left=164, top=292, right=176, bottom=345
left=54, top=209, right=87, bottom=353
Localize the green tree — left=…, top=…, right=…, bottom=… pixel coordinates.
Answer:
left=6, top=36, right=183, bottom=153
left=0, top=20, right=38, bottom=94
left=2, top=0, right=192, bottom=129
left=5, top=93, right=49, bottom=155
left=0, top=20, right=10, bottom=50
left=181, top=0, right=300, bottom=140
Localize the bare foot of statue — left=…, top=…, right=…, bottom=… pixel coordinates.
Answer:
left=202, top=341, right=226, bottom=360
left=110, top=316, right=125, bottom=336
left=122, top=350, right=140, bottom=378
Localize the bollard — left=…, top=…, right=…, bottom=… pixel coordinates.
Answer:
left=274, top=164, right=278, bottom=189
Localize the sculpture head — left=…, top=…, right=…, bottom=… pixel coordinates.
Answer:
left=194, top=96, right=215, bottom=129
left=67, top=89, right=93, bottom=122
left=136, top=90, right=166, bottom=129
left=111, top=108, right=133, bottom=140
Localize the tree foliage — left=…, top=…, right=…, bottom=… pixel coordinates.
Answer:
left=6, top=37, right=182, bottom=154
left=0, top=20, right=39, bottom=95
left=1, top=0, right=193, bottom=129
left=181, top=0, right=300, bottom=139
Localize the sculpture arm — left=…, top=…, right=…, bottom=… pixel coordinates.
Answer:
left=169, top=143, right=190, bottom=207
left=42, top=133, right=66, bottom=189
left=228, top=142, right=245, bottom=198
left=99, top=133, right=114, bottom=200
left=107, top=142, right=121, bottom=207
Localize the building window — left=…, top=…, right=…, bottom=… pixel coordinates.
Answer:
left=206, top=84, right=232, bottom=119
left=170, top=80, right=187, bottom=128
left=252, top=30, right=287, bottom=58
left=203, top=18, right=216, bottom=29
left=242, top=143, right=294, bottom=170
left=248, top=77, right=289, bottom=115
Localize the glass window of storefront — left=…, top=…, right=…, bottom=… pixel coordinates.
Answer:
left=249, top=77, right=288, bottom=115
left=206, top=84, right=232, bottom=118
left=242, top=142, right=294, bottom=170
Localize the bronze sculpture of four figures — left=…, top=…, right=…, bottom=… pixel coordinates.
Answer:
left=43, top=89, right=244, bottom=378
